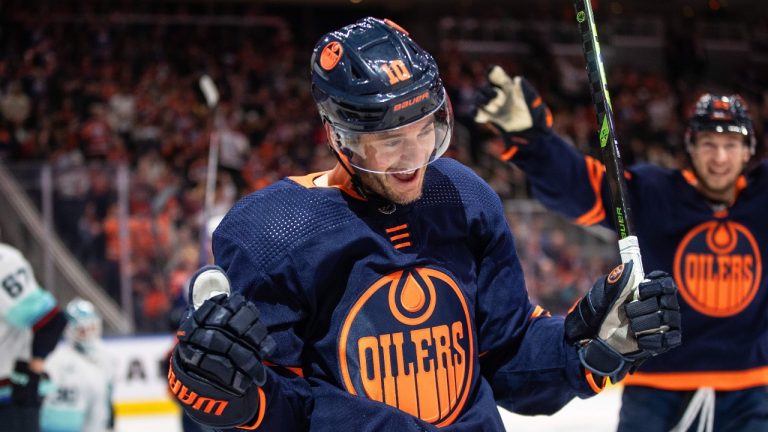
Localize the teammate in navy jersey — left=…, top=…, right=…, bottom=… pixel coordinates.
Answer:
left=475, top=65, right=767, bottom=431
left=168, top=18, right=681, bottom=431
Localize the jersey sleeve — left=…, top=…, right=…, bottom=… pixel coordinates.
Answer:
left=212, top=228, right=314, bottom=431
left=505, top=133, right=616, bottom=228
left=459, top=172, right=599, bottom=414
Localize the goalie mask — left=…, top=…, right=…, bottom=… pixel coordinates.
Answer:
left=310, top=17, right=453, bottom=175
left=685, top=93, right=756, bottom=155
left=65, top=298, right=102, bottom=353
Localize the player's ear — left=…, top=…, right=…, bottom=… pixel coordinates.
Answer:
left=684, top=130, right=694, bottom=155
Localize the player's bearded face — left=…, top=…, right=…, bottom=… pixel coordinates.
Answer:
left=356, top=116, right=437, bottom=204
left=689, top=131, right=751, bottom=201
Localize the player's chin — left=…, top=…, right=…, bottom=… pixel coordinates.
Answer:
left=389, top=189, right=423, bottom=205
left=703, top=173, right=738, bottom=190
left=385, top=170, right=425, bottom=204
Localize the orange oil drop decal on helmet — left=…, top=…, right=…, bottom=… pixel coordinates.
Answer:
left=320, top=41, right=343, bottom=71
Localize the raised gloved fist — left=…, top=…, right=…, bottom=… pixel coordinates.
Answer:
left=565, top=262, right=681, bottom=383
left=474, top=65, right=553, bottom=144
left=169, top=265, right=276, bottom=428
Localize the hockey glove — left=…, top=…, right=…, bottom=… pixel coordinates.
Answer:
left=474, top=65, right=553, bottom=146
left=10, top=360, right=51, bottom=407
left=565, top=262, right=681, bottom=383
left=170, top=266, right=276, bottom=428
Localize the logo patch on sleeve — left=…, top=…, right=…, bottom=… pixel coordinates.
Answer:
left=674, top=220, right=762, bottom=317
left=338, top=267, right=474, bottom=427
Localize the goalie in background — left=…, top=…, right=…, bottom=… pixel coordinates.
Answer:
left=475, top=65, right=766, bottom=431
left=0, top=242, right=68, bottom=432
left=40, top=298, right=116, bottom=432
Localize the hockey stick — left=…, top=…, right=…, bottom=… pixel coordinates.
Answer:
left=573, top=0, right=644, bottom=281
left=198, top=74, right=221, bottom=267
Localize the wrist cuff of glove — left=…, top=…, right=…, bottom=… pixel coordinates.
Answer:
left=170, top=354, right=262, bottom=428
left=578, top=339, right=645, bottom=384
left=564, top=299, right=594, bottom=345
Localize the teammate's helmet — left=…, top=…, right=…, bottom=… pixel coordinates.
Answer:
left=310, top=17, right=452, bottom=174
left=685, top=93, right=756, bottom=154
left=64, top=298, right=102, bottom=351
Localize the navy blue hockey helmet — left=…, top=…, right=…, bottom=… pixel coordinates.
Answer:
left=685, top=93, right=756, bottom=155
left=310, top=17, right=452, bottom=174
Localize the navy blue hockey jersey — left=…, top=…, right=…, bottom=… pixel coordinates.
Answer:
left=211, top=158, right=599, bottom=431
left=503, top=134, right=768, bottom=391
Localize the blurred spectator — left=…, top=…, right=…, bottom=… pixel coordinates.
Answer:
left=1, top=80, right=32, bottom=126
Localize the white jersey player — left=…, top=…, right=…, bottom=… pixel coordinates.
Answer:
left=0, top=242, right=67, bottom=432
left=41, top=298, right=115, bottom=432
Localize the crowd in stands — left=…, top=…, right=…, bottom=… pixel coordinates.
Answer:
left=1, top=3, right=766, bottom=330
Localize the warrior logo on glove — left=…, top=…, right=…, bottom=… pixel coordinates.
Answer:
left=169, top=266, right=276, bottom=429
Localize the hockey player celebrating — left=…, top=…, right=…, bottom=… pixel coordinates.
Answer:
left=41, top=298, right=115, bottom=432
left=475, top=66, right=766, bottom=431
left=0, top=242, right=68, bottom=432
left=168, top=18, right=681, bottom=431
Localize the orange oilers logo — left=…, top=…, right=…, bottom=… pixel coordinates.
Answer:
left=674, top=220, right=762, bottom=317
left=320, top=41, right=343, bottom=71
left=338, top=268, right=474, bottom=427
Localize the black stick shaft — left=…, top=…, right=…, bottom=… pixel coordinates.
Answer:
left=573, top=0, right=636, bottom=240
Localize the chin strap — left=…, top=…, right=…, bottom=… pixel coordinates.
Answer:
left=329, top=147, right=399, bottom=214
left=330, top=145, right=369, bottom=200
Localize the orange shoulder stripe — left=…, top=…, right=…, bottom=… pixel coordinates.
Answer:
left=529, top=305, right=551, bottom=320
left=735, top=175, right=747, bottom=201
left=681, top=169, right=699, bottom=187
left=288, top=171, right=325, bottom=189
left=288, top=171, right=366, bottom=201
